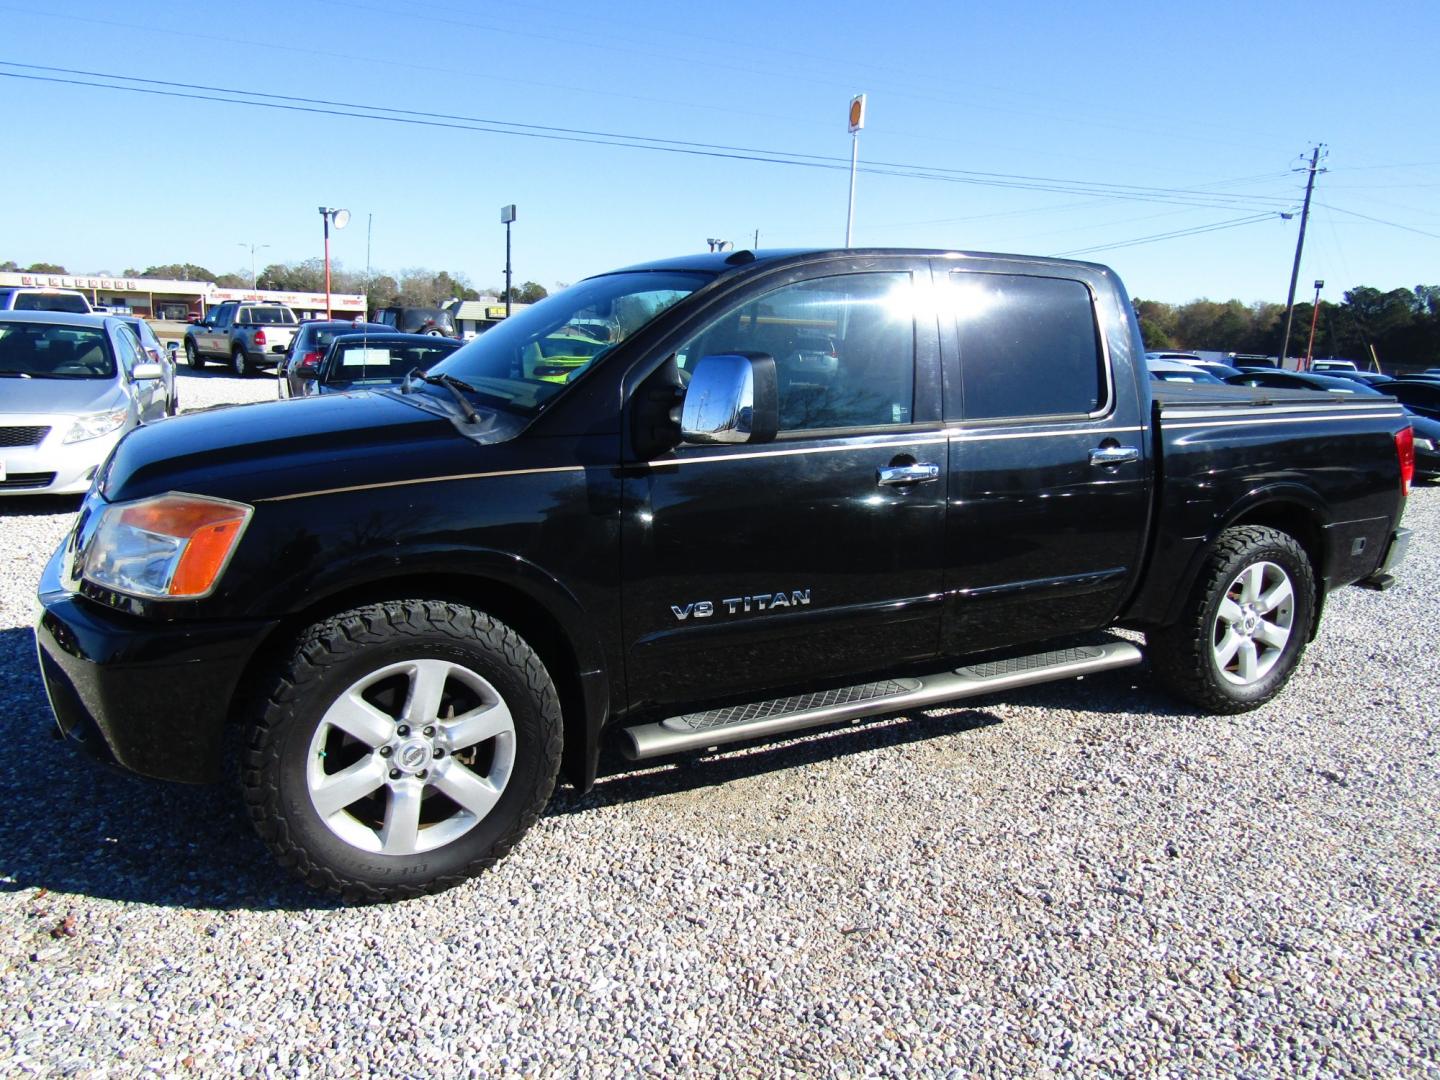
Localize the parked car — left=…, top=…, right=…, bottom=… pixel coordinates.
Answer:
left=1406, top=410, right=1440, bottom=480
left=1146, top=357, right=1225, bottom=383
left=183, top=301, right=299, bottom=376
left=1310, top=359, right=1360, bottom=373
left=1385, top=379, right=1440, bottom=421
left=277, top=320, right=389, bottom=398
left=0, top=311, right=167, bottom=495
left=373, top=306, right=458, bottom=337
left=35, top=247, right=1412, bottom=901
left=0, top=287, right=92, bottom=314
left=111, top=315, right=177, bottom=416
left=1144, top=351, right=1204, bottom=364
left=1224, top=370, right=1382, bottom=396
left=1317, top=369, right=1394, bottom=388
left=296, top=332, right=462, bottom=396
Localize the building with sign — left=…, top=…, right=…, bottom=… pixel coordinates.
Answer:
left=0, top=271, right=365, bottom=322
left=448, top=298, right=529, bottom=339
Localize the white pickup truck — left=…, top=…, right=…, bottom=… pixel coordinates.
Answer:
left=182, top=301, right=298, bottom=376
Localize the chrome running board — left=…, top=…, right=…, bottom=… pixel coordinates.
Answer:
left=621, top=640, right=1143, bottom=760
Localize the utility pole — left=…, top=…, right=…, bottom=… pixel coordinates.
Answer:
left=1278, top=145, right=1325, bottom=368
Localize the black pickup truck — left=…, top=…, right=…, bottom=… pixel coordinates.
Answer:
left=35, top=249, right=1415, bottom=901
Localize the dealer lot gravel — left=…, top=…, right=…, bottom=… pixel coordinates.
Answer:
left=0, top=367, right=1436, bottom=1076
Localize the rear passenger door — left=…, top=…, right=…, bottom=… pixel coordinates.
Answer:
left=938, top=265, right=1151, bottom=656
left=620, top=260, right=947, bottom=713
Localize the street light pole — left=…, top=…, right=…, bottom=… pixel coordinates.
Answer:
left=318, top=207, right=350, bottom=319
left=1303, top=279, right=1324, bottom=369
left=500, top=204, right=517, bottom=317
left=237, top=242, right=269, bottom=290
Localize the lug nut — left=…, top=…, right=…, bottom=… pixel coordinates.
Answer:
left=396, top=724, right=410, bottom=737
left=417, top=769, right=428, bottom=780
left=423, top=726, right=435, bottom=737
left=433, top=747, right=445, bottom=759
left=389, top=769, right=402, bottom=780
left=379, top=746, right=392, bottom=758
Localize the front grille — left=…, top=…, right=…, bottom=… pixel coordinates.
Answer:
left=0, top=425, right=50, bottom=448
left=0, top=472, right=56, bottom=490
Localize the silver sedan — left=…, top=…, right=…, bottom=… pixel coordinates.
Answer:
left=0, top=311, right=168, bottom=496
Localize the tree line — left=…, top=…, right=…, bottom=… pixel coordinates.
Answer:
left=3, top=259, right=549, bottom=311
left=1135, top=286, right=1440, bottom=370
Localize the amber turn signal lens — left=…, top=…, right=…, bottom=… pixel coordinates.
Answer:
left=115, top=494, right=251, bottom=597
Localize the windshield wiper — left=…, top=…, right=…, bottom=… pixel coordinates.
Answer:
left=404, top=368, right=479, bottom=423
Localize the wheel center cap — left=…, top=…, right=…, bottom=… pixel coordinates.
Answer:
left=395, top=739, right=431, bottom=773
left=1241, top=610, right=1258, bottom=635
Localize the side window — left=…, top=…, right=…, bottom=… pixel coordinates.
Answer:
left=676, top=271, right=916, bottom=432
left=113, top=325, right=141, bottom=375
left=949, top=272, right=1105, bottom=421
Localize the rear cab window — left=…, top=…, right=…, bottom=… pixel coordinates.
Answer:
left=945, top=271, right=1108, bottom=423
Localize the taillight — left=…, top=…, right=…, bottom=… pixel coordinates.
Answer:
left=253, top=329, right=267, bottom=347
left=1396, top=426, right=1415, bottom=496
left=299, top=351, right=322, bottom=369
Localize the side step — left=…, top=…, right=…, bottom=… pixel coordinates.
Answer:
left=621, top=640, right=1143, bottom=760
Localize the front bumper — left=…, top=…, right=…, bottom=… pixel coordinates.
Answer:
left=1, top=412, right=123, bottom=495
left=35, top=538, right=279, bottom=783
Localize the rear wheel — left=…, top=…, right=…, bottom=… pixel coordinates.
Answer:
left=184, top=340, right=204, bottom=369
left=1149, top=525, right=1315, bottom=713
left=232, top=350, right=252, bottom=377
left=243, top=600, right=562, bottom=902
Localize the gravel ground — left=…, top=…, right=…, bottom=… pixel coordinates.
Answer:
left=0, top=374, right=1436, bottom=1077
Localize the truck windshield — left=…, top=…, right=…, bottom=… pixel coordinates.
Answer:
left=427, top=271, right=711, bottom=412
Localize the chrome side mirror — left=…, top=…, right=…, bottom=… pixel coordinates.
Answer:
left=131, top=362, right=164, bottom=382
left=680, top=353, right=778, bottom=445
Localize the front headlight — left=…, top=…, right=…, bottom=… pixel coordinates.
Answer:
left=82, top=493, right=253, bottom=599
left=63, top=409, right=128, bottom=444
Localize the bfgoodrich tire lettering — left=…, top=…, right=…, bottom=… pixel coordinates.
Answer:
left=1148, top=525, right=1316, bottom=714
left=243, top=600, right=562, bottom=902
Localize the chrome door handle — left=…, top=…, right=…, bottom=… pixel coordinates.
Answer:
left=1089, top=446, right=1140, bottom=466
left=877, top=463, right=940, bottom=486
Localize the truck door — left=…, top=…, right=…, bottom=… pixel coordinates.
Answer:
left=621, top=262, right=947, bottom=713
left=937, top=265, right=1151, bottom=655
left=205, top=304, right=233, bottom=355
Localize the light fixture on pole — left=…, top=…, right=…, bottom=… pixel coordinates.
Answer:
left=318, top=206, right=350, bottom=319
left=500, top=204, right=517, bottom=317
left=1303, top=279, right=1324, bottom=370
left=706, top=238, right=732, bottom=252
left=845, top=93, right=866, bottom=247
left=237, top=242, right=270, bottom=290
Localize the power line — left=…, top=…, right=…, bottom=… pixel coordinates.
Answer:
left=1314, top=202, right=1440, bottom=241
left=0, top=61, right=1298, bottom=214
left=1050, top=212, right=1281, bottom=257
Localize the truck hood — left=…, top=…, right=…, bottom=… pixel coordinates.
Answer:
left=99, top=389, right=522, bottom=505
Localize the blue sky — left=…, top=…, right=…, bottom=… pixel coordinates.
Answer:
left=1, top=0, right=1435, bottom=305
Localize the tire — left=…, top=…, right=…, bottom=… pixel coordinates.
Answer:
left=243, top=600, right=562, bottom=902
left=184, top=339, right=204, bottom=370
left=424, top=328, right=445, bottom=336
left=233, top=350, right=252, bottom=377
left=1148, top=525, right=1316, bottom=714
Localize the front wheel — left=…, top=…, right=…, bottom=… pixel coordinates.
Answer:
left=1148, top=525, right=1316, bottom=714
left=243, top=601, right=563, bottom=902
